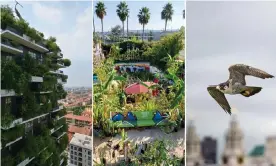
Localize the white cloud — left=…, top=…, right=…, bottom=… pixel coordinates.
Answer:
left=55, top=5, right=92, bottom=61
left=32, top=3, right=63, bottom=24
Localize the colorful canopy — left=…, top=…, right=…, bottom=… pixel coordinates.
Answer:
left=124, top=82, right=155, bottom=95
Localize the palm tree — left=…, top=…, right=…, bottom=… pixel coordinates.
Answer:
left=126, top=8, right=129, bottom=37
left=95, top=1, right=106, bottom=39
left=183, top=10, right=185, bottom=19
left=161, top=3, right=174, bottom=32
left=137, top=7, right=150, bottom=41
left=116, top=1, right=128, bottom=37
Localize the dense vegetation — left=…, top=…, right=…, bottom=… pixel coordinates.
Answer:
left=1, top=5, right=69, bottom=166
left=93, top=27, right=185, bottom=165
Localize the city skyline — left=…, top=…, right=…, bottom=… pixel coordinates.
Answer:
left=93, top=1, right=185, bottom=32
left=186, top=1, right=276, bottom=156
left=1, top=1, right=92, bottom=87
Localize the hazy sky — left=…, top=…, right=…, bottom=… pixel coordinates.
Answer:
left=93, top=1, right=185, bottom=32
left=1, top=1, right=92, bottom=87
left=186, top=1, right=276, bottom=158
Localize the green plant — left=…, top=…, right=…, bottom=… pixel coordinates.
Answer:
left=1, top=58, right=30, bottom=94
left=116, top=2, right=128, bottom=35
left=1, top=125, right=24, bottom=146
left=62, top=59, right=71, bottom=67
left=161, top=3, right=174, bottom=32
left=138, top=7, right=150, bottom=41
left=95, top=1, right=107, bottom=38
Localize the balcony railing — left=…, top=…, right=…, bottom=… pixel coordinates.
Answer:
left=1, top=26, right=48, bottom=53
left=57, top=52, right=63, bottom=58
left=1, top=39, right=23, bottom=51
left=49, top=70, right=64, bottom=75
left=4, top=26, right=23, bottom=36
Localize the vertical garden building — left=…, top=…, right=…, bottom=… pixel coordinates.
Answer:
left=1, top=5, right=71, bottom=166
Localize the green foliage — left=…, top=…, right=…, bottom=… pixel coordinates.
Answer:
left=70, top=106, right=86, bottom=115
left=95, top=1, right=107, bottom=20
left=1, top=58, right=30, bottom=94
left=1, top=125, right=24, bottom=146
left=143, top=28, right=184, bottom=71
left=161, top=3, right=174, bottom=31
left=1, top=5, right=15, bottom=29
left=62, top=58, right=71, bottom=67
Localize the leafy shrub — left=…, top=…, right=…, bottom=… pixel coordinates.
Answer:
left=62, top=59, right=71, bottom=67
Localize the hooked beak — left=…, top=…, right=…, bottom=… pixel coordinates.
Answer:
left=216, top=86, right=220, bottom=90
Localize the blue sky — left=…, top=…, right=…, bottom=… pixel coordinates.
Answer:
left=93, top=1, right=185, bottom=32
left=1, top=1, right=92, bottom=87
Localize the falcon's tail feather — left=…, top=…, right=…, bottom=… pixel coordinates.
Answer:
left=240, top=86, right=262, bottom=97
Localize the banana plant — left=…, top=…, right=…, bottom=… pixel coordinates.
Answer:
left=94, top=70, right=126, bottom=102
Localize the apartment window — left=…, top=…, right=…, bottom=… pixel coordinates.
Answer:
left=70, top=160, right=73, bottom=164
left=88, top=156, right=91, bottom=161
left=71, top=145, right=73, bottom=149
left=75, top=157, right=77, bottom=160
left=78, top=147, right=82, bottom=151
left=88, top=151, right=91, bottom=155
left=74, top=161, right=77, bottom=165
left=74, top=147, right=77, bottom=150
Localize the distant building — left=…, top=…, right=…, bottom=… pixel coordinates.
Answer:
left=67, top=125, right=92, bottom=143
left=69, top=133, right=92, bottom=166
left=186, top=120, right=204, bottom=166
left=201, top=137, right=217, bottom=164
left=65, top=114, right=92, bottom=127
left=248, top=136, right=276, bottom=166
left=221, top=115, right=246, bottom=166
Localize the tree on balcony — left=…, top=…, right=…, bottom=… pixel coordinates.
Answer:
left=62, top=59, right=71, bottom=67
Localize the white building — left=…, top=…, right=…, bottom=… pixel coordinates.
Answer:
left=221, top=115, right=246, bottom=166
left=186, top=120, right=204, bottom=166
left=69, top=133, right=92, bottom=166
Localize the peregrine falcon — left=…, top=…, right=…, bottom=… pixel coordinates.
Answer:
left=207, top=64, right=274, bottom=115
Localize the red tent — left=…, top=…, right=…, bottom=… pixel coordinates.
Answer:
left=125, top=82, right=156, bottom=95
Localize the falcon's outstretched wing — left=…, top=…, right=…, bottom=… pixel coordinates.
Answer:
left=229, top=64, right=274, bottom=85
left=207, top=86, right=232, bottom=115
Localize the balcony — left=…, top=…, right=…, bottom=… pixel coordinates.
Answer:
left=1, top=89, right=17, bottom=97
left=57, top=78, right=66, bottom=84
left=1, top=41, right=23, bottom=55
left=50, top=125, right=64, bottom=134
left=49, top=70, right=64, bottom=75
left=17, top=157, right=35, bottom=166
left=58, top=62, right=65, bottom=68
left=1, top=118, right=23, bottom=130
left=57, top=52, right=63, bottom=58
left=31, top=76, right=43, bottom=83
left=1, top=26, right=48, bottom=53
left=60, top=158, right=64, bottom=165
left=52, top=105, right=64, bottom=113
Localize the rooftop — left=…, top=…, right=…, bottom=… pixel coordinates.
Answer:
left=65, top=114, right=92, bottom=122
left=70, top=133, right=92, bottom=150
left=249, top=145, right=265, bottom=157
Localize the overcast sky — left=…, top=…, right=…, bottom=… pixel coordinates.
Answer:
left=186, top=1, right=276, bottom=158
left=1, top=1, right=92, bottom=87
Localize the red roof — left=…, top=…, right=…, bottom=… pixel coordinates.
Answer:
left=125, top=82, right=156, bottom=95
left=65, top=114, right=92, bottom=122
left=67, top=125, right=92, bottom=142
